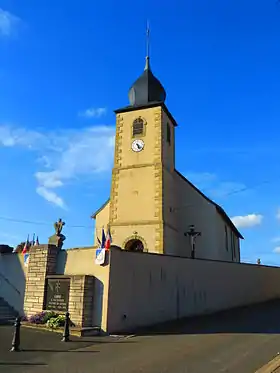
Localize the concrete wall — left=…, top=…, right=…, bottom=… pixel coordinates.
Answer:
left=0, top=253, right=27, bottom=314
left=56, top=247, right=110, bottom=332
left=107, top=249, right=280, bottom=333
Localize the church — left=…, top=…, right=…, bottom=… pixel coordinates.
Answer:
left=92, top=52, right=243, bottom=263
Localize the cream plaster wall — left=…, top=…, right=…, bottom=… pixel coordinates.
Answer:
left=56, top=247, right=110, bottom=332
left=162, top=169, right=218, bottom=259
left=114, top=109, right=162, bottom=168
left=163, top=168, right=241, bottom=261
left=0, top=253, right=27, bottom=314
left=110, top=224, right=160, bottom=254
left=94, top=103, right=241, bottom=261
left=94, top=201, right=110, bottom=246
left=215, top=217, right=240, bottom=262
left=107, top=249, right=280, bottom=333
left=161, top=110, right=175, bottom=172
left=109, top=106, right=165, bottom=253
left=116, top=166, right=157, bottom=222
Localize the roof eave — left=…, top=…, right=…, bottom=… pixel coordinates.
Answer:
left=114, top=102, right=178, bottom=127
left=91, top=198, right=110, bottom=220
left=174, top=170, right=244, bottom=240
left=215, top=206, right=244, bottom=239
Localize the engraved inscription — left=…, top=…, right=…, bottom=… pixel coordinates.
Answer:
left=44, top=278, right=70, bottom=312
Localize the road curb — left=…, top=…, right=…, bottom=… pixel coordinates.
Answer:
left=255, top=354, right=280, bottom=373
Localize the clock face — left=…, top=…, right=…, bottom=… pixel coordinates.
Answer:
left=132, top=139, right=144, bottom=152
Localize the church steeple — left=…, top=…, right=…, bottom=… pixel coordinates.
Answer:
left=128, top=23, right=166, bottom=107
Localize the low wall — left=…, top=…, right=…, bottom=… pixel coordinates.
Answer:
left=56, top=247, right=110, bottom=332
left=0, top=247, right=110, bottom=332
left=107, top=249, right=280, bottom=333
left=0, top=253, right=27, bottom=314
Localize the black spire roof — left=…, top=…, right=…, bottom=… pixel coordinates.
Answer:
left=128, top=56, right=166, bottom=107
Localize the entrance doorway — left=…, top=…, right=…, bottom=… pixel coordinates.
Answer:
left=125, top=239, right=144, bottom=252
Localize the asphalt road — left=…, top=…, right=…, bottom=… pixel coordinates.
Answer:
left=1, top=300, right=280, bottom=373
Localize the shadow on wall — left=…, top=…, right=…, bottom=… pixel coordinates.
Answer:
left=93, top=278, right=104, bottom=327
left=130, top=299, right=280, bottom=336
left=56, top=249, right=67, bottom=274
left=0, top=252, right=26, bottom=315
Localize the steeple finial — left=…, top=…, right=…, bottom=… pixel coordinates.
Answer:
left=145, top=20, right=150, bottom=71
left=127, top=21, right=166, bottom=106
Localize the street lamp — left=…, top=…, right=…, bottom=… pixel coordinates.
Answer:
left=184, top=225, right=201, bottom=259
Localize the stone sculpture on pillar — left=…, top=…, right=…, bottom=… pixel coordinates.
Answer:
left=48, top=218, right=66, bottom=249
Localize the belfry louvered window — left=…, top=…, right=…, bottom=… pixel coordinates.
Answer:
left=132, top=118, right=144, bottom=137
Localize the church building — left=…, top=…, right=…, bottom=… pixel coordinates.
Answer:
left=92, top=52, right=243, bottom=263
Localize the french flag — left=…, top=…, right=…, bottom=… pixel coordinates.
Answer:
left=22, top=235, right=29, bottom=254
left=105, top=227, right=112, bottom=251
left=101, top=227, right=106, bottom=249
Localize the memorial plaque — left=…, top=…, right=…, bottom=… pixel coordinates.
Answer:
left=44, top=278, right=70, bottom=312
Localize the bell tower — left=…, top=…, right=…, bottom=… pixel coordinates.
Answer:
left=109, top=28, right=177, bottom=253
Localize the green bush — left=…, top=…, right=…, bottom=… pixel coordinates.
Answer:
left=42, top=311, right=59, bottom=324
left=47, top=315, right=65, bottom=329
left=46, top=314, right=75, bottom=329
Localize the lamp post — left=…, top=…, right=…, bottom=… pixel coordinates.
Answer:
left=184, top=225, right=201, bottom=259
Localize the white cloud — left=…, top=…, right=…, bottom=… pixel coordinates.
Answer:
left=271, top=237, right=280, bottom=243
left=0, top=124, right=115, bottom=208
left=0, top=125, right=46, bottom=148
left=79, top=107, right=107, bottom=119
left=0, top=9, right=21, bottom=37
left=36, top=187, right=65, bottom=209
left=231, top=214, right=263, bottom=229
left=273, top=247, right=280, bottom=254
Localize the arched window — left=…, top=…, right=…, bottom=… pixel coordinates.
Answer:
left=132, top=118, right=144, bottom=137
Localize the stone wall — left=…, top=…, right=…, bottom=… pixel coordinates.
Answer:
left=24, top=245, right=60, bottom=317
left=1, top=245, right=109, bottom=331
left=20, top=246, right=110, bottom=333
left=68, top=275, right=94, bottom=327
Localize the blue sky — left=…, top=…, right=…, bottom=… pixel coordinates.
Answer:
left=0, top=1, right=280, bottom=265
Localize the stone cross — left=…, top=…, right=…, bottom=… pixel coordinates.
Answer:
left=48, top=218, right=66, bottom=249
left=54, top=218, right=65, bottom=236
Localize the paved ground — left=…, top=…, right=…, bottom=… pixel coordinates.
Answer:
left=1, top=300, right=280, bottom=373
